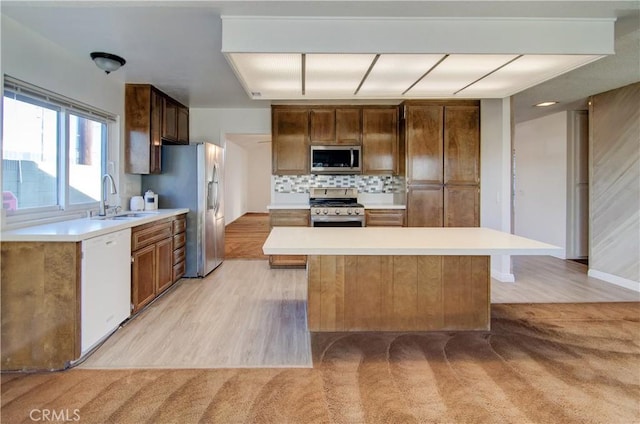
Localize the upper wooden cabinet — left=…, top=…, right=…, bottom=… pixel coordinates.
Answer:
left=405, top=104, right=444, bottom=185
left=403, top=101, right=480, bottom=228
left=310, top=107, right=362, bottom=145
left=125, top=84, right=189, bottom=174
left=272, top=107, right=310, bottom=175
left=362, top=107, right=399, bottom=175
left=177, top=107, right=189, bottom=143
left=163, top=99, right=189, bottom=145
left=125, top=84, right=163, bottom=174
left=444, top=106, right=480, bottom=185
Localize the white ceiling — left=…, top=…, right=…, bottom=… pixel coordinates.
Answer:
left=2, top=1, right=639, bottom=123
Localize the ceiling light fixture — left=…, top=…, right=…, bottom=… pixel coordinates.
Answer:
left=90, top=52, right=126, bottom=74
left=535, top=101, right=558, bottom=107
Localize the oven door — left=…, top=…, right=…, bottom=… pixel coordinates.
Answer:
left=311, top=215, right=365, bottom=227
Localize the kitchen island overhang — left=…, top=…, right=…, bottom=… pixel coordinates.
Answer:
left=263, top=227, right=561, bottom=332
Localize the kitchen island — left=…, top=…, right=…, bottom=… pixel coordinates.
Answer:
left=263, top=227, right=560, bottom=332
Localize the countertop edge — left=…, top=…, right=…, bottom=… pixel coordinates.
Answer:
left=1, top=209, right=189, bottom=242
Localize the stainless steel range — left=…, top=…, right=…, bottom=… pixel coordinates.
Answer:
left=309, top=187, right=365, bottom=227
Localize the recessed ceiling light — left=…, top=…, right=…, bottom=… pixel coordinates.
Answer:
left=535, top=101, right=558, bottom=107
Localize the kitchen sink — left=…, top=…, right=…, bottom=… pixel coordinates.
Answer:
left=94, top=211, right=160, bottom=220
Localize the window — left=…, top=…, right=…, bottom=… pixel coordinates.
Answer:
left=2, top=77, right=114, bottom=216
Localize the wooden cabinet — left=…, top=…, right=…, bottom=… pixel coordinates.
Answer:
left=269, top=209, right=309, bottom=267
left=310, top=108, right=335, bottom=143
left=172, top=214, right=187, bottom=282
left=162, top=99, right=189, bottom=145
left=162, top=98, right=178, bottom=141
left=404, top=101, right=480, bottom=227
left=177, top=106, right=189, bottom=143
left=336, top=108, right=362, bottom=144
left=362, top=107, right=399, bottom=174
left=310, top=107, right=362, bottom=145
left=125, top=84, right=163, bottom=174
left=131, top=217, right=182, bottom=313
left=1, top=242, right=81, bottom=370
left=125, top=84, right=189, bottom=174
left=272, top=107, right=309, bottom=175
left=365, top=209, right=406, bottom=227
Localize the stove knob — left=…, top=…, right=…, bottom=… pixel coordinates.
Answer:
left=323, top=209, right=328, bottom=215
left=314, top=208, right=321, bottom=215
left=354, top=209, right=361, bottom=215
left=347, top=208, right=353, bottom=215
left=335, top=209, right=341, bottom=215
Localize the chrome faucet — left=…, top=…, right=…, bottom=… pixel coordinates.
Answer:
left=99, top=173, right=117, bottom=216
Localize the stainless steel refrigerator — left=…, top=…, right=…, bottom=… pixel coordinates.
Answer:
left=141, top=142, right=224, bottom=277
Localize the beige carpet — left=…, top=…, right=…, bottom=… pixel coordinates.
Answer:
left=2, top=303, right=638, bottom=424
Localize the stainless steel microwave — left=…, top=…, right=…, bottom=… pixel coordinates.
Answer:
left=310, top=145, right=362, bottom=174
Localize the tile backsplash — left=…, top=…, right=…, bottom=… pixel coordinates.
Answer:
left=274, top=174, right=405, bottom=194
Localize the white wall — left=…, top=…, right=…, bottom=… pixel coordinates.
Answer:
left=0, top=15, right=139, bottom=223
left=223, top=139, right=249, bottom=224
left=190, top=108, right=271, bottom=146
left=514, top=112, right=568, bottom=258
left=246, top=142, right=272, bottom=212
left=481, top=98, right=514, bottom=282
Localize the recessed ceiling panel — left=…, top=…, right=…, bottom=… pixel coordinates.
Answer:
left=461, top=54, right=605, bottom=97
left=305, top=54, right=376, bottom=98
left=227, top=53, right=301, bottom=98
left=408, top=54, right=518, bottom=97
left=358, top=54, right=445, bottom=97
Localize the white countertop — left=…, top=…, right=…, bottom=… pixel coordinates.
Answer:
left=267, top=204, right=310, bottom=210
left=1, top=209, right=189, bottom=242
left=263, top=227, right=561, bottom=256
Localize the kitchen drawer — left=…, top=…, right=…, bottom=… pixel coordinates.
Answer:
left=269, top=209, right=310, bottom=227
left=173, top=260, right=185, bottom=282
left=173, top=232, right=186, bottom=250
left=131, top=221, right=173, bottom=251
left=173, top=245, right=186, bottom=264
left=173, top=215, right=186, bottom=234
left=365, top=209, right=406, bottom=227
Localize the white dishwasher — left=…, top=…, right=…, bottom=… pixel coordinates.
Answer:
left=81, top=228, right=131, bottom=354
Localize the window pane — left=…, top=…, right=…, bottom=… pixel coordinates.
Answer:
left=2, top=95, right=59, bottom=211
left=69, top=114, right=105, bottom=204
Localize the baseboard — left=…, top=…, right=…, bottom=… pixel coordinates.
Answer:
left=492, top=270, right=515, bottom=283
left=588, top=269, right=640, bottom=293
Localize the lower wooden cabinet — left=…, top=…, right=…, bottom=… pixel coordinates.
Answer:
left=131, top=214, right=186, bottom=314
left=172, top=214, right=187, bottom=282
left=269, top=209, right=309, bottom=268
left=365, top=209, right=406, bottom=226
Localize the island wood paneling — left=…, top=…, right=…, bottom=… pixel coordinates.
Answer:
left=1, top=242, right=80, bottom=370
left=307, top=254, right=490, bottom=332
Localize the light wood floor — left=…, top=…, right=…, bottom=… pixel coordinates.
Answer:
left=81, top=260, right=310, bottom=369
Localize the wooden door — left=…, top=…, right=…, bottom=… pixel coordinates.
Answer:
left=405, top=105, right=444, bottom=185
left=407, top=185, right=443, bottom=227
left=149, top=90, right=163, bottom=174
left=336, top=108, right=361, bottom=144
left=162, top=98, right=178, bottom=141
left=177, top=106, right=189, bottom=144
left=444, top=105, right=480, bottom=184
left=309, top=108, right=335, bottom=143
left=155, top=237, right=174, bottom=294
left=444, top=185, right=480, bottom=227
left=272, top=108, right=309, bottom=174
left=132, top=244, right=156, bottom=313
left=362, top=107, right=398, bottom=174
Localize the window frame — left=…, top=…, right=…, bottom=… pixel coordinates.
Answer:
left=2, top=76, right=116, bottom=222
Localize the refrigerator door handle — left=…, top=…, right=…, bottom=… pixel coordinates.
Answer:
left=207, top=180, right=215, bottom=210
left=212, top=163, right=220, bottom=212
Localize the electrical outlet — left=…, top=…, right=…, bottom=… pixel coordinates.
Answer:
left=107, top=161, right=115, bottom=174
